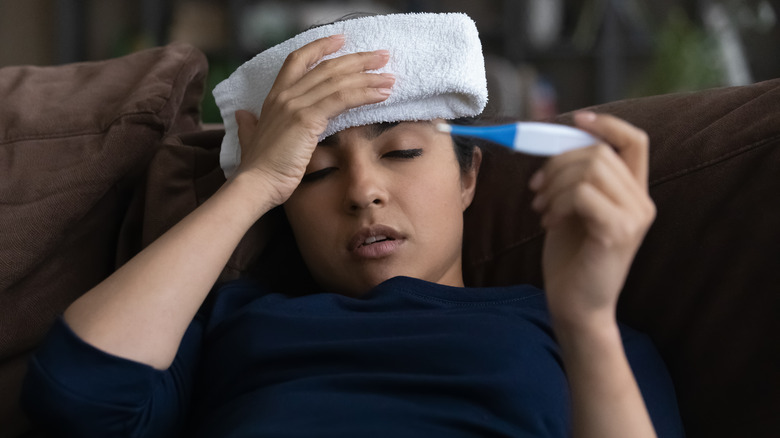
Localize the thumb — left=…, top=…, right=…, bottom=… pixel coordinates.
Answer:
left=235, top=110, right=258, bottom=148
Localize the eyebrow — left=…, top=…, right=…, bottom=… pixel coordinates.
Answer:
left=318, top=121, right=402, bottom=146
left=366, top=121, right=402, bottom=139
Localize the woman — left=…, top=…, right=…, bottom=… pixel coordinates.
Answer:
left=22, top=13, right=682, bottom=438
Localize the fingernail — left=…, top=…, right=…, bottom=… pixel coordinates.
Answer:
left=529, top=170, right=544, bottom=190
left=380, top=73, right=396, bottom=80
left=331, top=34, right=346, bottom=41
left=377, top=88, right=392, bottom=96
left=375, top=49, right=390, bottom=57
left=576, top=111, right=597, bottom=123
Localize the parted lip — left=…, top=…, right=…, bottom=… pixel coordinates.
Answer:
left=347, top=225, right=405, bottom=252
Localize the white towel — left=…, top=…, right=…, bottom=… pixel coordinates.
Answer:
left=213, top=12, right=488, bottom=178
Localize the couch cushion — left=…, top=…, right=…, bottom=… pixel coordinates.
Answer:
left=0, top=43, right=207, bottom=434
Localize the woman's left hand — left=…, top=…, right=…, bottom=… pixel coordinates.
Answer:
left=529, top=112, right=656, bottom=332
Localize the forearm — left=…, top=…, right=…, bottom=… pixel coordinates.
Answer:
left=64, top=173, right=274, bottom=369
left=530, top=112, right=657, bottom=436
left=554, top=319, right=657, bottom=438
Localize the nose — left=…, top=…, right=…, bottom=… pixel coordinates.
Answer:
left=342, top=161, right=388, bottom=213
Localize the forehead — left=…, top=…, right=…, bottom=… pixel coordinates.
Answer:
left=319, top=120, right=439, bottom=146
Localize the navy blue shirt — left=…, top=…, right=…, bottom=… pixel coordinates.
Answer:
left=22, top=277, right=684, bottom=437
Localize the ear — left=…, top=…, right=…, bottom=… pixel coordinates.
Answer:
left=460, top=147, right=482, bottom=210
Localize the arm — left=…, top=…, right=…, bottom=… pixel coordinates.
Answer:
left=63, top=173, right=271, bottom=369
left=63, top=35, right=396, bottom=370
left=529, top=112, right=658, bottom=437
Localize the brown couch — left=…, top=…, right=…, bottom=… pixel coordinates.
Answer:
left=1, top=43, right=778, bottom=438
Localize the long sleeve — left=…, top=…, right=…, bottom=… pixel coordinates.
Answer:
left=21, top=317, right=203, bottom=438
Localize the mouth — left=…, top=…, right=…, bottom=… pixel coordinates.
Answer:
left=348, top=225, right=405, bottom=258
left=361, top=235, right=394, bottom=246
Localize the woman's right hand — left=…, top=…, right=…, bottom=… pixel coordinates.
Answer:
left=233, top=35, right=395, bottom=208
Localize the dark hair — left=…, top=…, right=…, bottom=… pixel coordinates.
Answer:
left=307, top=12, right=378, bottom=30
left=450, top=117, right=483, bottom=174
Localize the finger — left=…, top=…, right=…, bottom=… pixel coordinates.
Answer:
left=287, top=71, right=395, bottom=111
left=285, top=49, right=391, bottom=100
left=305, top=85, right=393, bottom=121
left=235, top=109, right=258, bottom=149
left=541, top=182, right=621, bottom=243
left=272, top=35, right=346, bottom=91
left=532, top=143, right=614, bottom=190
left=532, top=145, right=647, bottom=214
left=574, top=112, right=650, bottom=190
left=529, top=140, right=614, bottom=191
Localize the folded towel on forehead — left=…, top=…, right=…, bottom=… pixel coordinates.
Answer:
left=213, top=12, right=488, bottom=178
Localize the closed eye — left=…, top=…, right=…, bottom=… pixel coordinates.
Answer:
left=301, top=167, right=336, bottom=183
left=383, top=148, right=423, bottom=159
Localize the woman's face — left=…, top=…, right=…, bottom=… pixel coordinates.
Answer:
left=283, top=120, right=480, bottom=296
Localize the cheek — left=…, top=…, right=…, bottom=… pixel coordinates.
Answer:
left=285, top=182, right=334, bottom=223
left=405, top=169, right=467, bottom=232
left=284, top=193, right=331, bottom=252
left=420, top=164, right=467, bottom=205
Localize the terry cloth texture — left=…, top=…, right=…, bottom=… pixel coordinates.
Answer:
left=213, top=12, right=488, bottom=178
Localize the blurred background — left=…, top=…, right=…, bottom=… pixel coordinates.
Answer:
left=1, top=0, right=778, bottom=123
